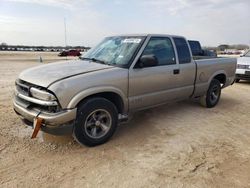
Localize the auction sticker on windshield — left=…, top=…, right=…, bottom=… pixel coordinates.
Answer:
left=122, top=38, right=141, bottom=43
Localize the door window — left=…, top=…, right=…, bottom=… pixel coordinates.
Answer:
left=141, top=37, right=176, bottom=66
left=173, top=37, right=191, bottom=64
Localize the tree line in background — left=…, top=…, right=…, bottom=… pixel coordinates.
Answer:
left=204, top=44, right=249, bottom=51
left=0, top=42, right=249, bottom=52
left=0, top=42, right=91, bottom=52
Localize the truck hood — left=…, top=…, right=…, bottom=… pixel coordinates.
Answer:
left=19, top=60, right=114, bottom=88
left=237, top=57, right=250, bottom=65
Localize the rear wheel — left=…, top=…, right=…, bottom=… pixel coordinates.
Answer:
left=200, top=79, right=221, bottom=108
left=73, top=98, right=118, bottom=147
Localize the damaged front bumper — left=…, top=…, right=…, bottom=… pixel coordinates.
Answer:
left=13, top=100, right=77, bottom=135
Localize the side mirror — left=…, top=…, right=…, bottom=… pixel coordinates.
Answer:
left=138, top=55, right=158, bottom=68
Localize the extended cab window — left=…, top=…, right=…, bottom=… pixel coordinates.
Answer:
left=173, top=37, right=191, bottom=64
left=141, top=37, right=176, bottom=66
left=188, top=40, right=203, bottom=56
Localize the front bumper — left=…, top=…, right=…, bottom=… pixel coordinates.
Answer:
left=236, top=74, right=250, bottom=80
left=13, top=101, right=77, bottom=135
left=235, top=68, right=250, bottom=80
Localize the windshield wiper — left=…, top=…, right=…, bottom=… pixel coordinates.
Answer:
left=80, top=57, right=107, bottom=65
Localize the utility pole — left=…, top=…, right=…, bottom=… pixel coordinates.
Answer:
left=64, top=17, right=68, bottom=60
left=64, top=17, right=67, bottom=48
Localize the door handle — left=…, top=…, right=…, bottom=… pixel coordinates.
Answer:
left=173, top=69, right=180, bottom=74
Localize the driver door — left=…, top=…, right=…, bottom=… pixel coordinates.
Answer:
left=128, top=36, right=184, bottom=110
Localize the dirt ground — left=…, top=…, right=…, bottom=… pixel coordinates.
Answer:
left=0, top=52, right=250, bottom=188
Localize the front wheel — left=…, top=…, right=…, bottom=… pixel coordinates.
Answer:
left=200, top=79, right=221, bottom=108
left=235, top=79, right=240, bottom=83
left=73, top=98, right=118, bottom=147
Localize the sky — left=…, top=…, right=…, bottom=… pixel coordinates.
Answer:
left=0, top=0, right=249, bottom=47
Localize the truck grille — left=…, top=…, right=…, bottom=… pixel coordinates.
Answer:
left=16, top=80, right=30, bottom=96
left=15, top=79, right=43, bottom=96
left=15, top=79, right=60, bottom=113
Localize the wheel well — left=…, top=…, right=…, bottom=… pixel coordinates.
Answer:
left=77, top=92, right=124, bottom=113
left=213, top=74, right=226, bottom=86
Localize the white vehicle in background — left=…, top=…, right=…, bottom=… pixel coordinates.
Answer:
left=236, top=50, right=250, bottom=82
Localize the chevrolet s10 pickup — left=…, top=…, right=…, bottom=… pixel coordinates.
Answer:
left=13, top=34, right=236, bottom=146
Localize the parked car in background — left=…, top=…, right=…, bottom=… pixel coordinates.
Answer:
left=58, top=49, right=81, bottom=57
left=188, top=40, right=217, bottom=59
left=235, top=50, right=250, bottom=82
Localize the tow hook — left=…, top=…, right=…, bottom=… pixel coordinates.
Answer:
left=31, top=117, right=43, bottom=139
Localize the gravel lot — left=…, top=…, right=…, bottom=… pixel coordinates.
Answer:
left=0, top=52, right=250, bottom=188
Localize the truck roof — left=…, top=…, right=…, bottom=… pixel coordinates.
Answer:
left=107, top=34, right=185, bottom=39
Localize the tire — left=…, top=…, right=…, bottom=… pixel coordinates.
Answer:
left=235, top=79, right=240, bottom=83
left=73, top=97, right=118, bottom=147
left=200, top=79, right=221, bottom=108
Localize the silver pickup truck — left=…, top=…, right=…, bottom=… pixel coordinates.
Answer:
left=13, top=34, right=236, bottom=146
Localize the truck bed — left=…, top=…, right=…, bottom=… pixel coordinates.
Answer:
left=193, top=57, right=236, bottom=97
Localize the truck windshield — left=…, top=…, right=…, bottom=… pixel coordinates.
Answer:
left=81, top=36, right=145, bottom=67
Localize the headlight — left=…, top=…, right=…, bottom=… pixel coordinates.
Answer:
left=30, top=87, right=56, bottom=101
left=237, top=64, right=249, bottom=69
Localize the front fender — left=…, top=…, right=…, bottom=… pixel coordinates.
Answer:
left=67, top=86, right=128, bottom=111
